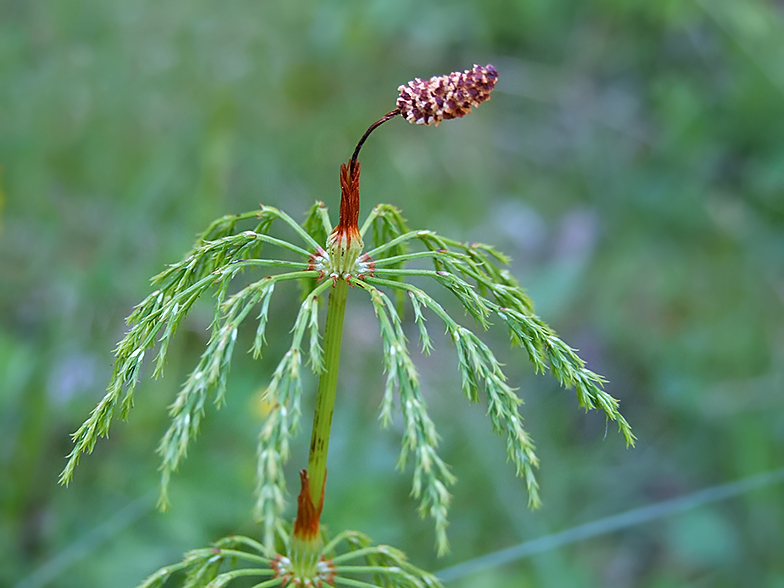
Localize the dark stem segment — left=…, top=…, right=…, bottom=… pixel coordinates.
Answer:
left=350, top=108, right=401, bottom=176
left=293, top=469, right=325, bottom=541
left=335, top=161, right=361, bottom=244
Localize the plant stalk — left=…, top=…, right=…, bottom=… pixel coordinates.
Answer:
left=350, top=109, right=400, bottom=176
left=306, top=277, right=349, bottom=505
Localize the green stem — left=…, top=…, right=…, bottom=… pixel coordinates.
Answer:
left=306, top=278, right=349, bottom=504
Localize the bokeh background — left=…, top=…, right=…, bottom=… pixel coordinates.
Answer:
left=2, top=1, right=784, bottom=586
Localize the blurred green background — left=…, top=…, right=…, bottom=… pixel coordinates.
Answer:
left=2, top=0, right=784, bottom=586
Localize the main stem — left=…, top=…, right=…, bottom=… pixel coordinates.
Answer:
left=306, top=277, right=349, bottom=505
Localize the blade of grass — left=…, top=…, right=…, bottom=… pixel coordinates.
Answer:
left=436, top=466, right=784, bottom=582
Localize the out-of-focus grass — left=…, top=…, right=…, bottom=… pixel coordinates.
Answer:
left=1, top=1, right=783, bottom=586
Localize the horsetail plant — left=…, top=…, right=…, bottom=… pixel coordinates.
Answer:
left=61, top=64, right=634, bottom=588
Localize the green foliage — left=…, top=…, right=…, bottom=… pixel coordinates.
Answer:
left=353, top=208, right=634, bottom=553
left=136, top=529, right=443, bottom=588
left=59, top=208, right=320, bottom=491
left=60, top=196, right=632, bottom=567
left=359, top=281, right=457, bottom=556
